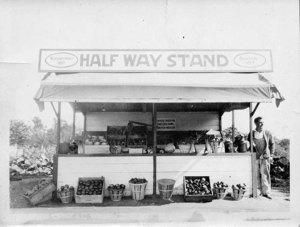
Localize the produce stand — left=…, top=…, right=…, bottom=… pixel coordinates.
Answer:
left=34, top=50, right=284, bottom=201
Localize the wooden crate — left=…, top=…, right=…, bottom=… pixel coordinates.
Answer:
left=183, top=176, right=213, bottom=202
left=75, top=177, right=105, bottom=204
left=24, top=182, right=56, bottom=206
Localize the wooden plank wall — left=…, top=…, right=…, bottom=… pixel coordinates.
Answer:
left=57, top=155, right=252, bottom=197
left=86, top=112, right=219, bottom=131
left=157, top=155, right=252, bottom=196
left=57, top=156, right=153, bottom=196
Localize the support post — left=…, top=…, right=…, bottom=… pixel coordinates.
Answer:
left=250, top=103, right=258, bottom=198
left=152, top=103, right=157, bottom=196
left=83, top=113, right=87, bottom=154
left=232, top=110, right=235, bottom=144
left=56, top=102, right=61, bottom=153
left=72, top=102, right=76, bottom=139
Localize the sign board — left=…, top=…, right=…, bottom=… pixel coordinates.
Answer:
left=39, top=49, right=273, bottom=72
left=157, top=118, right=176, bottom=131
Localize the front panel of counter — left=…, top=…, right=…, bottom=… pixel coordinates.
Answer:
left=57, top=153, right=252, bottom=196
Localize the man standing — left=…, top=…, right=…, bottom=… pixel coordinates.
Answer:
left=248, top=116, right=275, bottom=199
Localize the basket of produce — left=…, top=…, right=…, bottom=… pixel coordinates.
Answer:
left=129, top=178, right=148, bottom=201
left=183, top=176, right=213, bottom=202
left=164, top=143, right=176, bottom=154
left=75, top=177, right=105, bottom=203
left=57, top=184, right=75, bottom=204
left=110, top=145, right=122, bottom=154
left=232, top=183, right=247, bottom=201
left=212, top=181, right=229, bottom=199
left=178, top=143, right=191, bottom=153
left=107, top=184, right=126, bottom=202
left=23, top=178, right=56, bottom=206
left=157, top=179, right=176, bottom=200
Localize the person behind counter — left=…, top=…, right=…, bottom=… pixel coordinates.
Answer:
left=248, top=116, right=275, bottom=199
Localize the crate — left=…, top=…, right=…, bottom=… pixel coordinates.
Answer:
left=75, top=177, right=105, bottom=204
left=183, top=176, right=213, bottom=202
left=24, top=182, right=56, bottom=206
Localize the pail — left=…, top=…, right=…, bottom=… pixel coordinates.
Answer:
left=224, top=141, right=233, bottom=153
left=157, top=179, right=176, bottom=200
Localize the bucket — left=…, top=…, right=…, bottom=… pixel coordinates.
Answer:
left=129, top=182, right=147, bottom=200
left=157, top=179, right=176, bottom=200
left=224, top=141, right=233, bottom=153
left=232, top=188, right=246, bottom=201
left=238, top=141, right=247, bottom=153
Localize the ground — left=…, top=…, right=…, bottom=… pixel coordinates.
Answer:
left=6, top=176, right=294, bottom=226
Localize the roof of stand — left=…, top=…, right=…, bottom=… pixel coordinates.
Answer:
left=34, top=72, right=284, bottom=112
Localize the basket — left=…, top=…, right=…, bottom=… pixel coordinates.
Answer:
left=75, top=177, right=105, bottom=204
left=178, top=144, right=191, bottom=153
left=195, top=144, right=205, bottom=154
left=110, top=145, right=122, bottom=154
left=57, top=190, right=74, bottom=204
left=109, top=189, right=124, bottom=202
left=129, top=182, right=147, bottom=200
left=157, top=179, right=176, bottom=200
left=24, top=182, right=56, bottom=206
left=213, top=188, right=228, bottom=199
left=232, top=188, right=246, bottom=201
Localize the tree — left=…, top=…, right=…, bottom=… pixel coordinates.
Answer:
left=9, top=120, right=31, bottom=147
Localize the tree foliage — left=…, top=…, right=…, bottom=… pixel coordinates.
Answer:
left=9, top=120, right=31, bottom=146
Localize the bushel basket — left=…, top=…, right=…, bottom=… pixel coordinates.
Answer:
left=157, top=179, right=176, bottom=200
left=109, top=189, right=124, bottom=202
left=129, top=181, right=147, bottom=201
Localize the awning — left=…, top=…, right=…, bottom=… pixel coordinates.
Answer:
left=34, top=72, right=284, bottom=111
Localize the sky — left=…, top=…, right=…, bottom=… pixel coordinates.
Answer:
left=0, top=0, right=299, bottom=139
left=0, top=0, right=300, bottom=218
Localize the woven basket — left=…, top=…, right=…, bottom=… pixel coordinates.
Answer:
left=178, top=144, right=191, bottom=153
left=232, top=188, right=246, bottom=201
left=129, top=182, right=147, bottom=200
left=109, top=189, right=124, bottom=202
left=157, top=179, right=176, bottom=200
left=213, top=188, right=228, bottom=199
left=110, top=145, right=122, bottom=154
left=59, top=193, right=73, bottom=204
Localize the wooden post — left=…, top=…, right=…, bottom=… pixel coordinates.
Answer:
left=72, top=102, right=76, bottom=139
left=83, top=113, right=87, bottom=154
left=232, top=110, right=235, bottom=144
left=53, top=102, right=61, bottom=201
left=56, top=102, right=61, bottom=153
left=249, top=103, right=258, bottom=198
left=152, top=103, right=157, bottom=196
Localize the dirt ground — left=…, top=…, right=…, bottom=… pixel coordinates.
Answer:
left=10, top=177, right=290, bottom=209
left=6, top=177, right=294, bottom=225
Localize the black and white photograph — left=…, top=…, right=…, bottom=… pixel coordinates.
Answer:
left=0, top=0, right=299, bottom=226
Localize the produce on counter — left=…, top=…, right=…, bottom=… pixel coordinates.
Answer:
left=76, top=179, right=104, bottom=195
left=24, top=178, right=52, bottom=197
left=129, top=178, right=147, bottom=184
left=164, top=143, right=176, bottom=153
left=184, top=177, right=212, bottom=195
left=85, top=135, right=108, bottom=145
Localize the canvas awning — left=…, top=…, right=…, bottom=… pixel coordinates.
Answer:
left=34, top=72, right=284, bottom=112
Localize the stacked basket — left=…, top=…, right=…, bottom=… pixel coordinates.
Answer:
left=129, top=178, right=148, bottom=200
